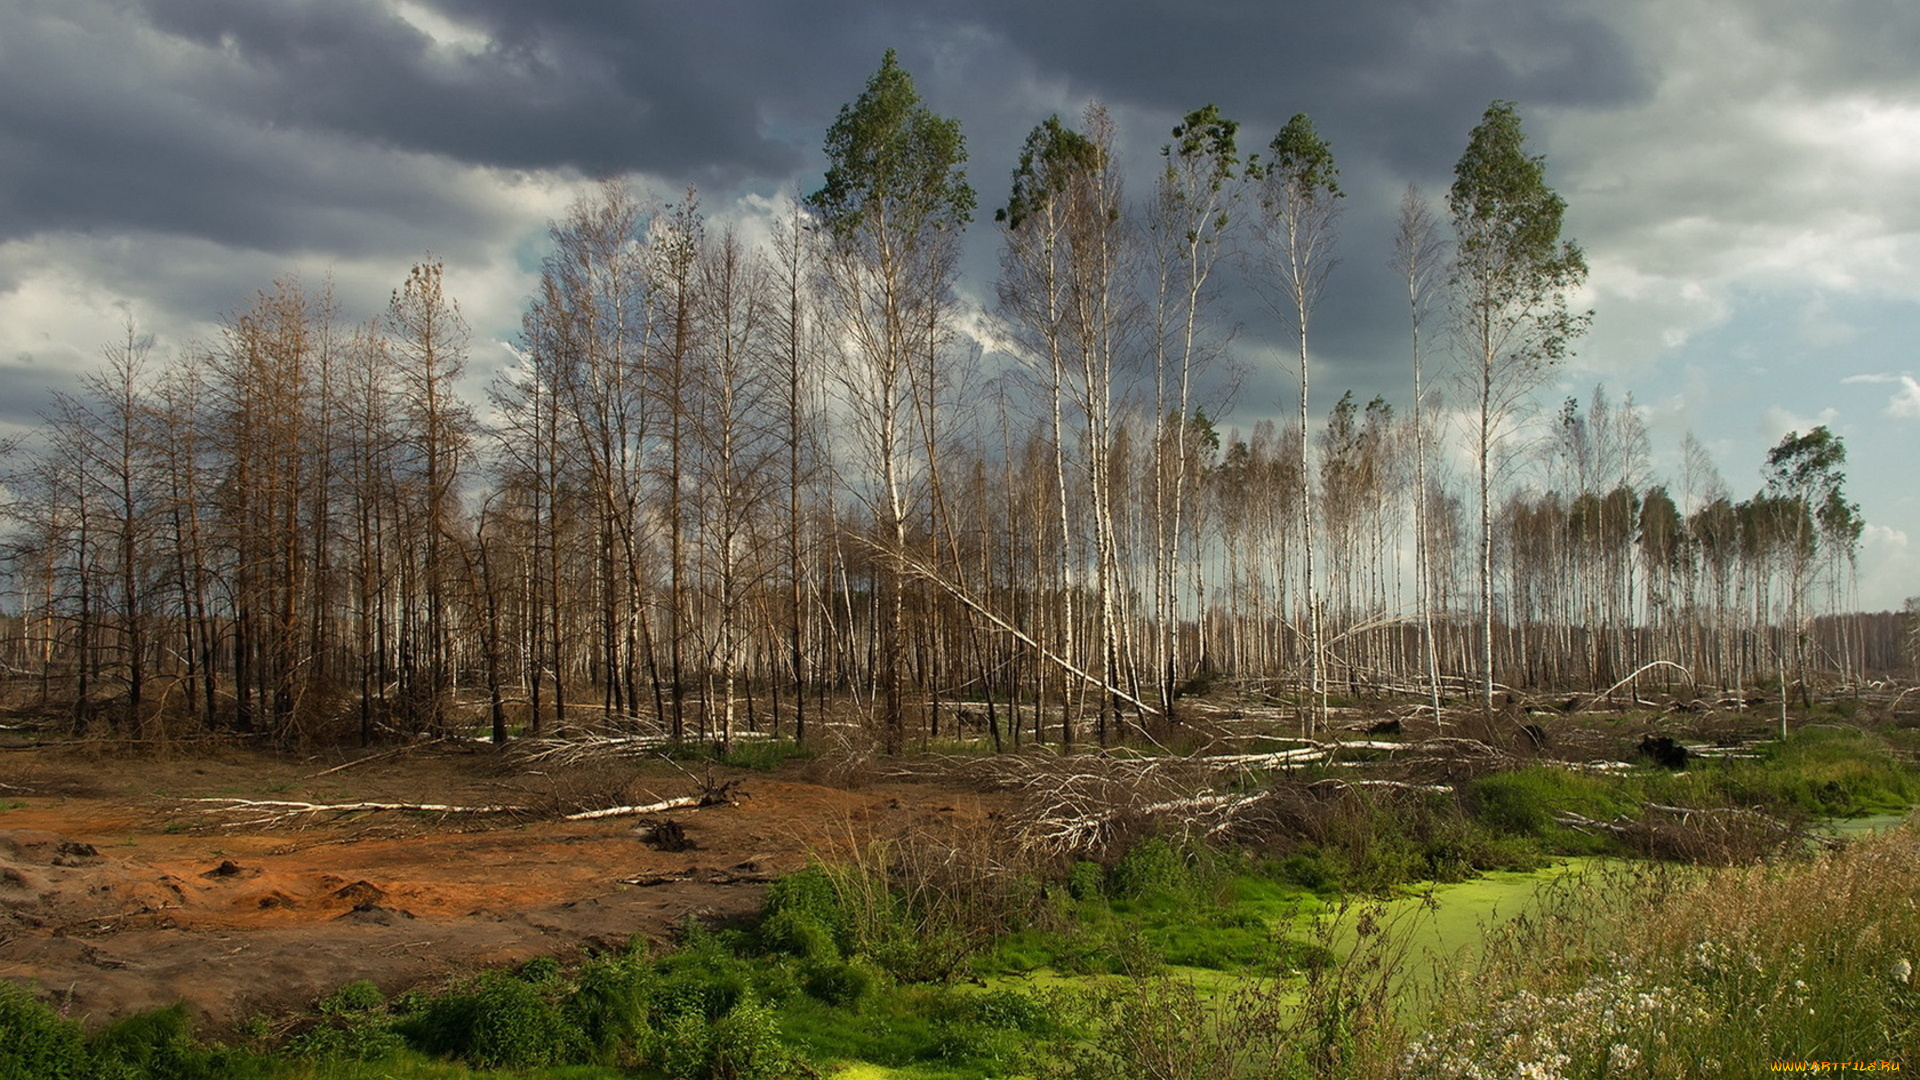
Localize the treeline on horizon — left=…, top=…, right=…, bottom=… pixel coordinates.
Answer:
left=1, top=51, right=1910, bottom=748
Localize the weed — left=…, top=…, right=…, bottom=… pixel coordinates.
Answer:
left=400, top=969, right=585, bottom=1070
left=0, top=982, right=88, bottom=1080
left=90, top=1003, right=269, bottom=1080
left=565, top=951, right=655, bottom=1064
left=1065, top=860, right=1104, bottom=901
left=799, top=959, right=874, bottom=1008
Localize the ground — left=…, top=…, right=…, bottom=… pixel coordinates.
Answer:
left=0, top=739, right=995, bottom=1031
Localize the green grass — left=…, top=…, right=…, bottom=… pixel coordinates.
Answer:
left=265, top=1054, right=628, bottom=1078
left=657, top=736, right=815, bottom=771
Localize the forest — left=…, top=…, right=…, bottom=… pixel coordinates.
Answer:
left=0, top=51, right=1911, bottom=752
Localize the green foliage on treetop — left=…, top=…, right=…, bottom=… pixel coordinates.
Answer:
left=807, top=49, right=975, bottom=245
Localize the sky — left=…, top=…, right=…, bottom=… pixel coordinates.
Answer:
left=1, top=0, right=1916, bottom=609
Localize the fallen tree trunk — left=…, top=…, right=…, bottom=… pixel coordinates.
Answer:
left=563, top=796, right=702, bottom=821
left=871, top=538, right=1162, bottom=721
left=188, top=796, right=525, bottom=826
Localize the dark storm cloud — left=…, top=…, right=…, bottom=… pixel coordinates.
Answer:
left=140, top=0, right=820, bottom=182
left=0, top=0, right=888, bottom=255
left=1, top=0, right=1646, bottom=258
left=0, top=3, right=509, bottom=257
left=941, top=0, right=1646, bottom=175
left=0, top=0, right=1649, bottom=410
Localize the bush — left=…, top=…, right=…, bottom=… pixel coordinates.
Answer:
left=965, top=988, right=1052, bottom=1034
left=706, top=998, right=791, bottom=1080
left=401, top=969, right=584, bottom=1069
left=1107, top=837, right=1200, bottom=903
left=0, top=983, right=88, bottom=1080
left=566, top=952, right=655, bottom=1064
left=1280, top=850, right=1337, bottom=891
left=660, top=1009, right=714, bottom=1080
left=660, top=997, right=794, bottom=1080
left=801, top=959, right=875, bottom=1007
left=760, top=866, right=847, bottom=950
left=758, top=907, right=838, bottom=962
left=286, top=980, right=403, bottom=1062
left=1066, top=860, right=1105, bottom=901
left=89, top=1004, right=265, bottom=1080
left=652, top=948, right=753, bottom=1023
left=1466, top=772, right=1555, bottom=837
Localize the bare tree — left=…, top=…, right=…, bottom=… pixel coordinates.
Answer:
left=1391, top=185, right=1447, bottom=720
left=385, top=258, right=473, bottom=731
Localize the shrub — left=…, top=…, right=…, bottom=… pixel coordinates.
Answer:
left=1280, top=850, right=1337, bottom=891
left=1466, top=771, right=1555, bottom=836
left=705, top=998, right=790, bottom=1080
left=965, top=988, right=1052, bottom=1034
left=758, top=907, right=838, bottom=962
left=515, top=956, right=563, bottom=986
left=801, top=959, right=875, bottom=1007
left=565, top=953, right=655, bottom=1064
left=1066, top=860, right=1105, bottom=901
left=286, top=980, right=403, bottom=1062
left=89, top=1004, right=265, bottom=1080
left=319, top=979, right=383, bottom=1016
left=402, top=969, right=584, bottom=1069
left=1106, top=837, right=1196, bottom=903
left=652, top=948, right=753, bottom=1023
left=0, top=983, right=88, bottom=1080
left=660, top=1008, right=714, bottom=1080
left=760, top=865, right=847, bottom=950
left=658, top=996, right=794, bottom=1080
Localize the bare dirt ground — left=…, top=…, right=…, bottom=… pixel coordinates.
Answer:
left=0, top=738, right=994, bottom=1031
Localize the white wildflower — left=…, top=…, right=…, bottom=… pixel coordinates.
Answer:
left=1893, top=957, right=1913, bottom=985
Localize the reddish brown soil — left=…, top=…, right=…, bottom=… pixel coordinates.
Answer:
left=0, top=741, right=992, bottom=1030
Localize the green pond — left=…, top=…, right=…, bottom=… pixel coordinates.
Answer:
left=827, top=857, right=1613, bottom=1079
left=1819, top=810, right=1914, bottom=837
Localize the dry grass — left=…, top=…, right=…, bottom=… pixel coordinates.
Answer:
left=1407, top=826, right=1920, bottom=1076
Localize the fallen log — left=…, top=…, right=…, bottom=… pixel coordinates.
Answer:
left=189, top=797, right=525, bottom=826
left=563, top=795, right=702, bottom=821
left=871, top=538, right=1162, bottom=721
left=305, top=740, right=447, bottom=779
left=1308, top=778, right=1455, bottom=794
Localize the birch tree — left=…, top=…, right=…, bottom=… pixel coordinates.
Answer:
left=807, top=49, right=974, bottom=752
left=1448, top=100, right=1589, bottom=717
left=1146, top=104, right=1240, bottom=720
left=1391, top=185, right=1447, bottom=719
left=1250, top=112, right=1341, bottom=732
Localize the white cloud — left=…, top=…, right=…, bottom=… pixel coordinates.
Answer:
left=1859, top=523, right=1917, bottom=610
left=1843, top=373, right=1920, bottom=418
left=1865, top=523, right=1909, bottom=551
left=1759, top=405, right=1838, bottom=442
left=1888, top=376, right=1920, bottom=418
